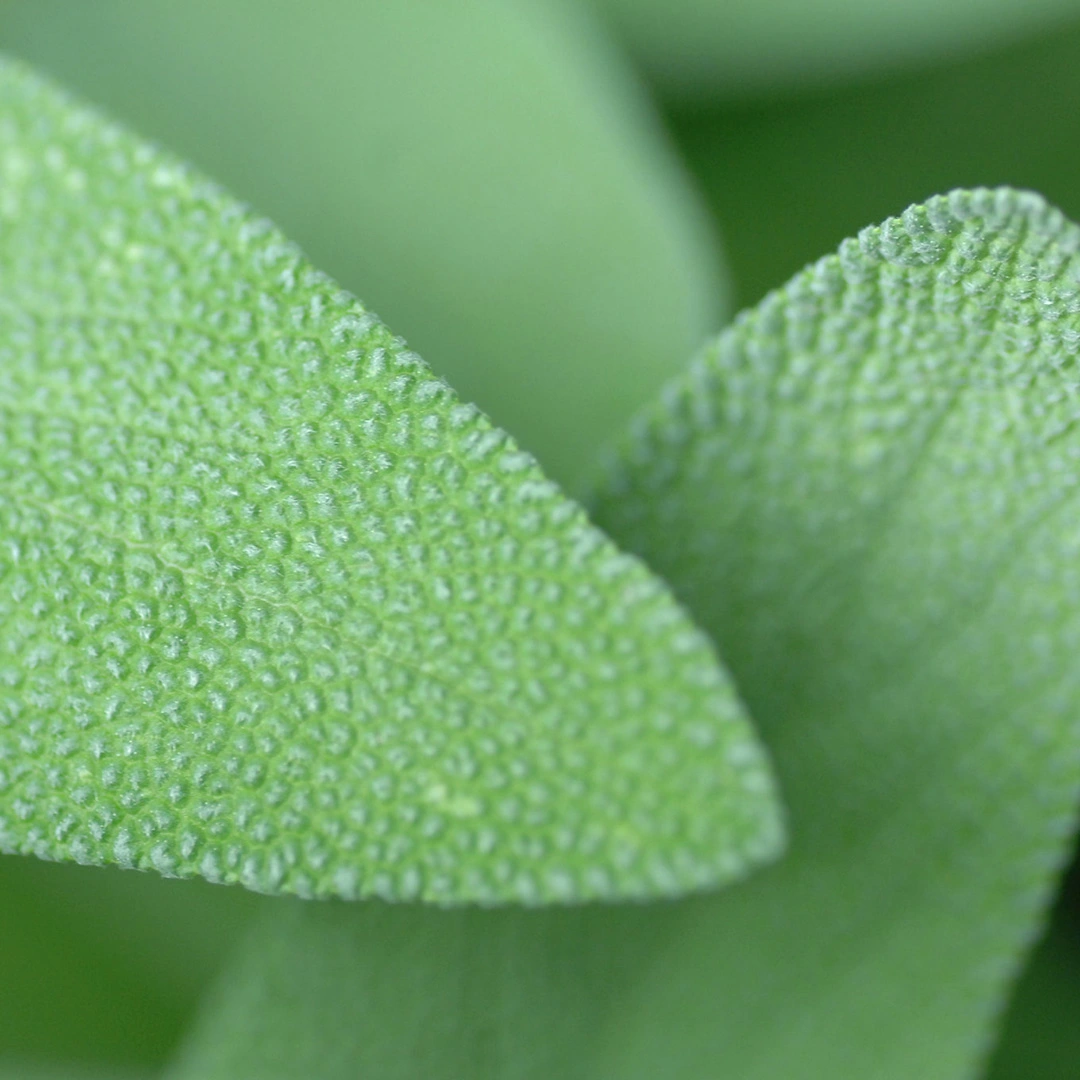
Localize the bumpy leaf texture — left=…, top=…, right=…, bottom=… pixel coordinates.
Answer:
left=0, top=58, right=781, bottom=905
left=174, top=190, right=1080, bottom=1080
left=0, top=0, right=727, bottom=492
left=591, top=0, right=1080, bottom=97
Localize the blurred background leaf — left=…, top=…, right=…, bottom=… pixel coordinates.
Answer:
left=591, top=0, right=1080, bottom=98
left=666, top=16, right=1080, bottom=310
left=0, top=0, right=727, bottom=494
left=0, top=856, right=258, bottom=1072
left=986, top=887, right=1080, bottom=1080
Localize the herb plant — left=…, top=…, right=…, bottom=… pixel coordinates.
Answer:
left=0, top=3, right=1079, bottom=1079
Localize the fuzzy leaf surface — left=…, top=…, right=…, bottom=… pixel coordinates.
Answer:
left=584, top=189, right=1080, bottom=1077
left=168, top=190, right=1080, bottom=1079
left=0, top=59, right=781, bottom=906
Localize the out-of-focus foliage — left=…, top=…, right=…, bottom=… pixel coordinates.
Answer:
left=593, top=0, right=1080, bottom=97
left=669, top=20, right=1080, bottom=308
left=589, top=190, right=1080, bottom=1079
left=0, top=856, right=253, bottom=1071
left=986, top=904, right=1080, bottom=1080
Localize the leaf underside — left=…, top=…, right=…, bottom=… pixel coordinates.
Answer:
left=0, top=57, right=781, bottom=906
left=173, top=189, right=1080, bottom=1079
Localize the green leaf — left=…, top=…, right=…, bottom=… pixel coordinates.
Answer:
left=0, top=57, right=781, bottom=905
left=169, top=188, right=1080, bottom=1080
left=582, top=188, right=1080, bottom=1077
left=0, top=1066, right=147, bottom=1080
left=591, top=0, right=1080, bottom=97
left=0, top=0, right=727, bottom=492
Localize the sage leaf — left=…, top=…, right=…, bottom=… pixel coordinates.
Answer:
left=166, top=899, right=656, bottom=1080
left=0, top=58, right=781, bottom=905
left=0, top=0, right=727, bottom=492
left=585, top=188, right=1080, bottom=1077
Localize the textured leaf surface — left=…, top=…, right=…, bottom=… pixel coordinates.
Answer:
left=0, top=0, right=727, bottom=492
left=167, top=189, right=1080, bottom=1080
left=0, top=59, right=781, bottom=905
left=592, top=0, right=1080, bottom=97
left=582, top=188, right=1080, bottom=1077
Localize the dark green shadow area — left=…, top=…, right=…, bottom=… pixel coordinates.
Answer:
left=0, top=855, right=259, bottom=1070
left=667, top=17, right=1080, bottom=310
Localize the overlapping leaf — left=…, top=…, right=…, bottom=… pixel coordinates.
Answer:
left=0, top=0, right=727, bottom=492
left=0, top=855, right=256, bottom=1070
left=587, top=188, right=1080, bottom=1077
left=172, top=190, right=1080, bottom=1079
left=0, top=59, right=781, bottom=905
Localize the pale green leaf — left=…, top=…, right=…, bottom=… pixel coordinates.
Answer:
left=167, top=188, right=1080, bottom=1080
left=985, top=905, right=1080, bottom=1079
left=0, top=0, right=727, bottom=493
left=584, top=188, right=1080, bottom=1077
left=591, top=0, right=1080, bottom=98
left=669, top=17, right=1080, bottom=311
left=0, top=58, right=781, bottom=905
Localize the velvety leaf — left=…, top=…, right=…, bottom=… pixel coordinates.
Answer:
left=167, top=189, right=1080, bottom=1080
left=0, top=0, right=727, bottom=492
left=581, top=188, right=1080, bottom=1077
left=167, top=899, right=662, bottom=1080
left=669, top=16, right=1080, bottom=311
left=0, top=58, right=781, bottom=905
left=592, top=0, right=1080, bottom=98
